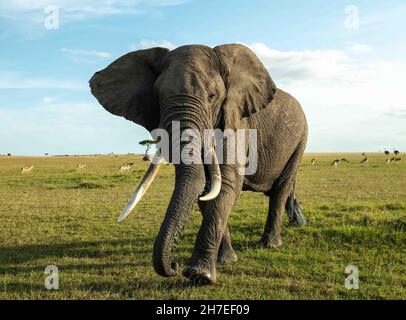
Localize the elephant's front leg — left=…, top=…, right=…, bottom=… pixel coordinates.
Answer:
left=183, top=165, right=243, bottom=284
left=196, top=212, right=237, bottom=264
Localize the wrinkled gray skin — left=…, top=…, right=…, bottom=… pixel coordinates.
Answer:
left=89, top=44, right=308, bottom=285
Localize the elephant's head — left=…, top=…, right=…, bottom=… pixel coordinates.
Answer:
left=89, top=44, right=276, bottom=278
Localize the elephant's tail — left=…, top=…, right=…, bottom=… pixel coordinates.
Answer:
left=285, top=181, right=307, bottom=227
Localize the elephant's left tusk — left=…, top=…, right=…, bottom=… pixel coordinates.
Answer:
left=199, top=148, right=222, bottom=201
left=118, top=154, right=162, bottom=222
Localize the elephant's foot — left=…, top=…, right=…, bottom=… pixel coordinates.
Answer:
left=217, top=246, right=238, bottom=264
left=182, top=264, right=216, bottom=285
left=259, top=232, right=282, bottom=249
left=217, top=235, right=238, bottom=264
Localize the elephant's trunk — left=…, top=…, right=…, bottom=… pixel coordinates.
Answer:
left=153, top=162, right=205, bottom=277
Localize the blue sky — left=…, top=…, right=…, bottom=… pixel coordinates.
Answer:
left=1, top=0, right=405, bottom=155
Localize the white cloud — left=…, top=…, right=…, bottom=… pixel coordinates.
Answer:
left=61, top=48, right=112, bottom=59
left=0, top=1, right=188, bottom=26
left=245, top=42, right=389, bottom=85
left=0, top=0, right=186, bottom=13
left=41, top=96, right=57, bottom=104
left=245, top=42, right=406, bottom=151
left=347, top=42, right=374, bottom=54
left=131, top=39, right=177, bottom=51
left=385, top=109, right=406, bottom=119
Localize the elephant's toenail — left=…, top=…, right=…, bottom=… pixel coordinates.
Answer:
left=182, top=266, right=191, bottom=277
left=171, top=261, right=179, bottom=273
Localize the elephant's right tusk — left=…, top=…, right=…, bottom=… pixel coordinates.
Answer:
left=199, top=148, right=222, bottom=201
left=117, top=154, right=162, bottom=222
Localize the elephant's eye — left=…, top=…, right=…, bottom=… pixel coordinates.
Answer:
left=208, top=93, right=216, bottom=102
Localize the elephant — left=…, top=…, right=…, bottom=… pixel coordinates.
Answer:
left=89, top=44, right=308, bottom=285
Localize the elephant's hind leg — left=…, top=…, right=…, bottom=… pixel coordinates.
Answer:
left=260, top=140, right=306, bottom=248
left=260, top=194, right=285, bottom=248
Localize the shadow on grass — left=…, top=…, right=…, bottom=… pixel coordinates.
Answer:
left=2, top=277, right=195, bottom=296
left=0, top=262, right=146, bottom=275
left=0, top=238, right=202, bottom=296
left=0, top=239, right=151, bottom=266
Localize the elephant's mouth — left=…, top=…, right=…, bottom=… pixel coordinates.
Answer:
left=117, top=148, right=221, bottom=222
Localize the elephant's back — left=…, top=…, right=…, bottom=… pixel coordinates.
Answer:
left=264, top=89, right=306, bottom=129
left=243, top=89, right=307, bottom=192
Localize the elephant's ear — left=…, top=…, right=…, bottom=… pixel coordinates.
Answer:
left=214, top=44, right=276, bottom=129
left=89, top=47, right=169, bottom=132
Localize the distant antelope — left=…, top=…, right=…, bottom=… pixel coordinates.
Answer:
left=77, top=163, right=86, bottom=169
left=311, top=158, right=316, bottom=166
left=331, top=159, right=340, bottom=167
left=143, top=154, right=153, bottom=164
left=21, top=165, right=34, bottom=174
left=360, top=156, right=368, bottom=164
left=341, top=158, right=350, bottom=163
left=119, top=164, right=131, bottom=172
left=394, top=149, right=400, bottom=155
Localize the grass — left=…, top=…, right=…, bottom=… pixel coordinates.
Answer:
left=0, top=153, right=405, bottom=299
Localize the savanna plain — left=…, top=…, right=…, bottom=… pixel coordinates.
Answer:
left=0, top=153, right=405, bottom=299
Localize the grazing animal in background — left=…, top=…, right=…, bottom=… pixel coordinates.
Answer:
left=360, top=156, right=368, bottom=164
left=311, top=158, right=315, bottom=166
left=127, top=162, right=135, bottom=166
left=394, top=157, right=401, bottom=162
left=119, top=164, right=131, bottom=172
left=77, top=163, right=86, bottom=169
left=384, top=149, right=390, bottom=155
left=341, top=158, right=350, bottom=163
left=21, top=165, right=34, bottom=174
left=143, top=154, right=153, bottom=164
left=394, top=149, right=400, bottom=156
left=331, top=159, right=340, bottom=167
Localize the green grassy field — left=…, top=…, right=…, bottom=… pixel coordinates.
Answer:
left=0, top=153, right=405, bottom=299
